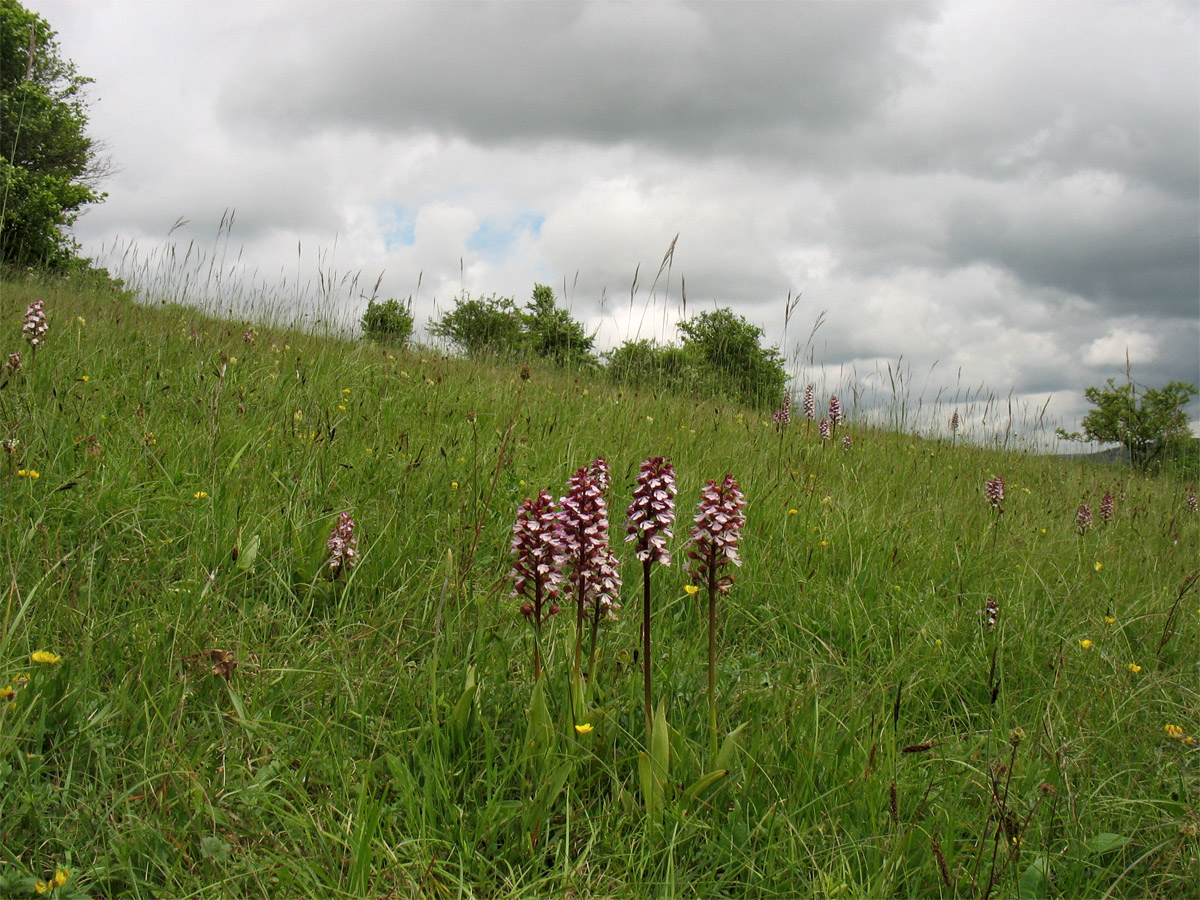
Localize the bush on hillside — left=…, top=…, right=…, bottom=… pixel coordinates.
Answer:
left=360, top=297, right=414, bottom=346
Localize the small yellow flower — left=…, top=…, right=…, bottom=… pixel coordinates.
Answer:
left=1165, top=724, right=1185, bottom=739
left=1128, top=664, right=1142, bottom=673
left=788, top=509, right=798, bottom=516
left=821, top=496, right=833, bottom=506
left=338, top=404, right=346, bottom=411
left=193, top=491, right=208, bottom=499
left=819, top=540, right=829, bottom=547
left=574, top=723, right=594, bottom=735
left=1105, top=615, right=1116, bottom=624
left=1040, top=528, right=1047, bottom=534
left=684, top=584, right=699, bottom=596
left=0, top=685, right=15, bottom=701
left=32, top=650, right=61, bottom=664
left=76, top=316, right=86, bottom=326
left=342, top=388, right=351, bottom=395
left=35, top=880, right=49, bottom=895
left=645, top=416, right=654, bottom=424
left=17, top=469, right=39, bottom=479
left=451, top=481, right=459, bottom=490
left=53, top=870, right=68, bottom=888
left=1094, top=562, right=1103, bottom=571
left=79, top=375, right=89, bottom=382
left=1079, top=639, right=1093, bottom=649
left=365, top=448, right=372, bottom=453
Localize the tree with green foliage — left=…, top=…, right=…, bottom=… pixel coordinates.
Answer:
left=360, top=297, right=414, bottom=346
left=522, top=283, right=594, bottom=365
left=428, top=293, right=525, bottom=357
left=676, top=307, right=787, bottom=410
left=1058, top=377, right=1198, bottom=470
left=1, top=1, right=105, bottom=270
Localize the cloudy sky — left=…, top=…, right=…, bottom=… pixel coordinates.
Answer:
left=32, top=0, right=1200, bottom=441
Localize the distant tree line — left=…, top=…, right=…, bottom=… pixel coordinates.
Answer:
left=363, top=284, right=787, bottom=411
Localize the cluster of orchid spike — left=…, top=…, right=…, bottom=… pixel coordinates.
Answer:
left=1099, top=491, right=1114, bottom=523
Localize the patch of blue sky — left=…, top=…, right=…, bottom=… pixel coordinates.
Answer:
left=381, top=206, right=416, bottom=250
left=467, top=213, right=545, bottom=260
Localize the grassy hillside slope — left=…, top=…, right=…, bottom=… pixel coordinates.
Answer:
left=1, top=276, right=1197, bottom=898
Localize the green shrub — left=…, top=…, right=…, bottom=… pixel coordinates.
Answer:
left=360, top=297, right=414, bottom=346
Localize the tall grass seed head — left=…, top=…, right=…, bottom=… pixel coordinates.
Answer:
left=686, top=474, right=746, bottom=592
left=625, top=456, right=677, bottom=565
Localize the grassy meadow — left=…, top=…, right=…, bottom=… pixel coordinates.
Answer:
left=1, top=274, right=1198, bottom=898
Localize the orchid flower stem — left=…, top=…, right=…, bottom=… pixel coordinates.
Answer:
left=708, top=575, right=718, bottom=759
left=642, top=558, right=653, bottom=740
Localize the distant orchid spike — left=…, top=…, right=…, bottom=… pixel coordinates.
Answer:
left=828, top=395, right=843, bottom=426
left=985, top=476, right=1005, bottom=509
left=842, top=434, right=852, bottom=452
left=326, top=512, right=358, bottom=576
left=22, top=300, right=47, bottom=350
left=1188, top=488, right=1198, bottom=514
left=1075, top=502, right=1092, bottom=535
left=950, top=411, right=961, bottom=433
left=625, top=456, right=677, bottom=566
left=5, top=351, right=20, bottom=374
left=686, top=474, right=747, bottom=594
left=983, top=597, right=999, bottom=631
left=803, top=384, right=815, bottom=420
left=818, top=418, right=831, bottom=440
left=1099, top=491, right=1114, bottom=523
left=773, top=392, right=791, bottom=427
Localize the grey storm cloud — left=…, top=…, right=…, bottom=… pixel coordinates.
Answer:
left=28, top=0, right=1200, bottom=438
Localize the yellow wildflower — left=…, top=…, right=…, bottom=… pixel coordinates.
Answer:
left=1079, top=639, right=1093, bottom=649
left=788, top=509, right=798, bottom=516
left=821, top=496, right=833, bottom=506
left=338, top=404, right=346, bottom=411
left=1165, top=724, right=1185, bottom=739
left=53, top=870, right=68, bottom=888
left=684, top=585, right=699, bottom=596
left=819, top=540, right=830, bottom=547
left=574, top=723, right=594, bottom=735
left=35, top=880, right=49, bottom=895
left=1, top=685, right=15, bottom=701
left=451, top=482, right=459, bottom=490
left=17, top=469, right=39, bottom=479
left=1128, top=664, right=1142, bottom=673
left=1094, top=562, right=1103, bottom=571
left=342, top=388, right=351, bottom=394
left=193, top=491, right=207, bottom=499
left=32, top=650, right=61, bottom=664
left=1105, top=615, right=1116, bottom=624
left=79, top=375, right=89, bottom=382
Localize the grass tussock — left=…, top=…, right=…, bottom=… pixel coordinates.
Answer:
left=0, top=274, right=1197, bottom=898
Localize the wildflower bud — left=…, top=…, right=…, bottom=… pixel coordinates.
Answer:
left=520, top=602, right=534, bottom=619
left=1010, top=726, right=1026, bottom=747
left=548, top=604, right=559, bottom=616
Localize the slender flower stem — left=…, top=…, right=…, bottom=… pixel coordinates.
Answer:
left=642, top=558, right=653, bottom=738
left=707, top=577, right=718, bottom=758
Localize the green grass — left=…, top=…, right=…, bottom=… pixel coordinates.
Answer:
left=1, top=274, right=1197, bottom=898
